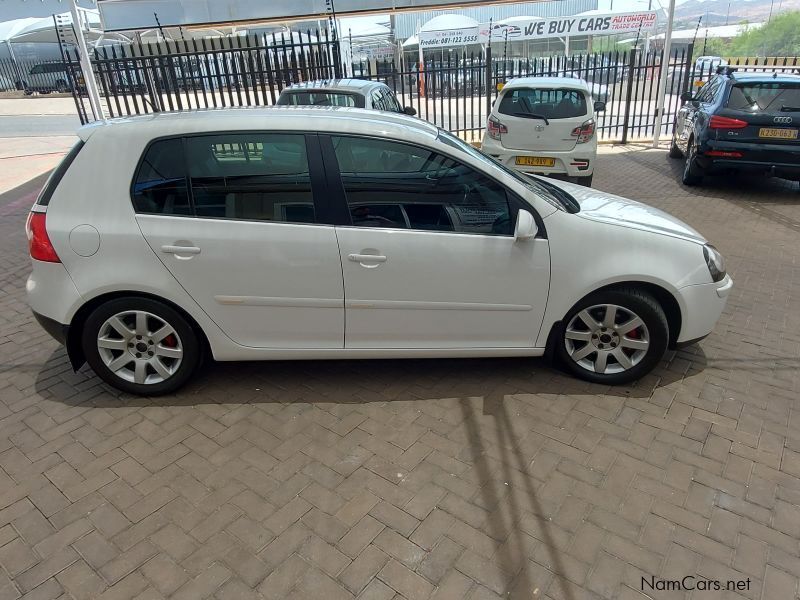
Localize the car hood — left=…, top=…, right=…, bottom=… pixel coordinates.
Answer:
left=549, top=179, right=707, bottom=244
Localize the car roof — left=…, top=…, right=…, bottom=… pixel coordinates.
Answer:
left=502, top=76, right=591, bottom=92
left=728, top=71, right=800, bottom=84
left=77, top=105, right=439, bottom=142
left=281, top=78, right=384, bottom=93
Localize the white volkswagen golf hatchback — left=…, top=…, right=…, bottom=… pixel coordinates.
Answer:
left=27, top=107, right=732, bottom=395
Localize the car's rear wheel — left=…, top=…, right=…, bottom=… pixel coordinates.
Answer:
left=82, top=297, right=200, bottom=395
left=556, top=288, right=668, bottom=385
left=682, top=141, right=703, bottom=186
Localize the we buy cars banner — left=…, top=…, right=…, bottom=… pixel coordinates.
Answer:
left=480, top=11, right=658, bottom=42
left=418, top=11, right=657, bottom=47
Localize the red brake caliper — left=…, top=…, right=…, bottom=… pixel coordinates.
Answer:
left=163, top=334, right=178, bottom=348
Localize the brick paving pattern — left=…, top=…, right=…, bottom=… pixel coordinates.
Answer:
left=1, top=148, right=799, bottom=599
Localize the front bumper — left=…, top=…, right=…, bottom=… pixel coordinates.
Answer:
left=676, top=274, right=733, bottom=344
left=481, top=137, right=595, bottom=178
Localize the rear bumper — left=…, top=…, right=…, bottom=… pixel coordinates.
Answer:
left=698, top=140, right=800, bottom=179
left=33, top=311, right=69, bottom=346
left=481, top=137, right=596, bottom=178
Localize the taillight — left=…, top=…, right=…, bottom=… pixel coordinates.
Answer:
left=26, top=212, right=60, bottom=263
left=571, top=119, right=595, bottom=144
left=487, top=116, right=508, bottom=140
left=709, top=115, right=748, bottom=129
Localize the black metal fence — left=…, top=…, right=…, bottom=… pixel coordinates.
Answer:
left=355, top=45, right=696, bottom=143
left=31, top=31, right=800, bottom=143
left=61, top=29, right=341, bottom=122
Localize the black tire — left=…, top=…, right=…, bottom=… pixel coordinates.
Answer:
left=576, top=174, right=593, bottom=187
left=668, top=133, right=684, bottom=158
left=555, top=288, right=669, bottom=385
left=682, top=140, right=703, bottom=186
left=81, top=297, right=201, bottom=396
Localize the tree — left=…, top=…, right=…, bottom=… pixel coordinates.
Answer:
left=705, top=11, right=800, bottom=57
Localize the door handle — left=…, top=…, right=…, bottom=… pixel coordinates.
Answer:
left=348, top=253, right=387, bottom=265
left=161, top=245, right=201, bottom=255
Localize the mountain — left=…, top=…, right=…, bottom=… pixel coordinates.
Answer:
left=674, top=0, right=800, bottom=25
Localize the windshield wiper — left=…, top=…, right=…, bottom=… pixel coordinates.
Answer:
left=514, top=112, right=550, bottom=125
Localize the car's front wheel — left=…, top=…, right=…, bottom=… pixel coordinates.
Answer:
left=556, top=288, right=668, bottom=385
left=82, top=297, right=201, bottom=395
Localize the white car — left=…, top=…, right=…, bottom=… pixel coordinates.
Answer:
left=26, top=107, right=731, bottom=395
left=276, top=78, right=416, bottom=115
left=482, top=77, right=604, bottom=186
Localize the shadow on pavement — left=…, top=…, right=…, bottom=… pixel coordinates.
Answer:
left=36, top=345, right=701, bottom=409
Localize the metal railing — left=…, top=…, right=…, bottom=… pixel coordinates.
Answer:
left=38, top=35, right=800, bottom=143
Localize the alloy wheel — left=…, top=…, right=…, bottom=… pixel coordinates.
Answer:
left=564, top=304, right=650, bottom=375
left=96, top=310, right=183, bottom=385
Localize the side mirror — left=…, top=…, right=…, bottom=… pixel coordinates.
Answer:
left=514, top=209, right=538, bottom=242
left=403, top=106, right=417, bottom=116
left=593, top=100, right=606, bottom=113
left=680, top=91, right=694, bottom=102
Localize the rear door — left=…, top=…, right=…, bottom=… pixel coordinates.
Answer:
left=720, top=80, right=800, bottom=147
left=495, top=86, right=589, bottom=152
left=134, top=132, right=345, bottom=349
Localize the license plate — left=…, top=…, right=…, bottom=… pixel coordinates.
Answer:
left=515, top=156, right=555, bottom=167
left=758, top=127, right=798, bottom=140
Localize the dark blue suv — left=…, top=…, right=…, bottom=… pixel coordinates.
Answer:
left=669, top=68, right=800, bottom=186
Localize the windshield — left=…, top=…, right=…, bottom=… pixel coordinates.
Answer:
left=436, top=129, right=576, bottom=213
left=727, top=82, right=800, bottom=113
left=498, top=88, right=588, bottom=120
left=277, top=91, right=364, bottom=108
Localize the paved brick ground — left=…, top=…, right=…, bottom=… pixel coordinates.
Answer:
left=1, top=148, right=799, bottom=600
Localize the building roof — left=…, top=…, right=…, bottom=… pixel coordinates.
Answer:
left=420, top=14, right=480, bottom=32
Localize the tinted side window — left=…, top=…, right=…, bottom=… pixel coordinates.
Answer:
left=381, top=89, right=401, bottom=112
left=370, top=91, right=386, bottom=111
left=696, top=77, right=721, bottom=103
left=332, top=136, right=512, bottom=235
left=132, top=138, right=191, bottom=215
left=186, top=133, right=315, bottom=223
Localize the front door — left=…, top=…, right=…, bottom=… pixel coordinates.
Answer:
left=326, top=134, right=550, bottom=349
left=133, top=133, right=344, bottom=349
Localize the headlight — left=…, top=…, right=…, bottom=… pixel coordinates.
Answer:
left=703, top=244, right=726, bottom=282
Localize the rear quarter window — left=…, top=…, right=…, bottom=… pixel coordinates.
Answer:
left=498, top=88, right=587, bottom=119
